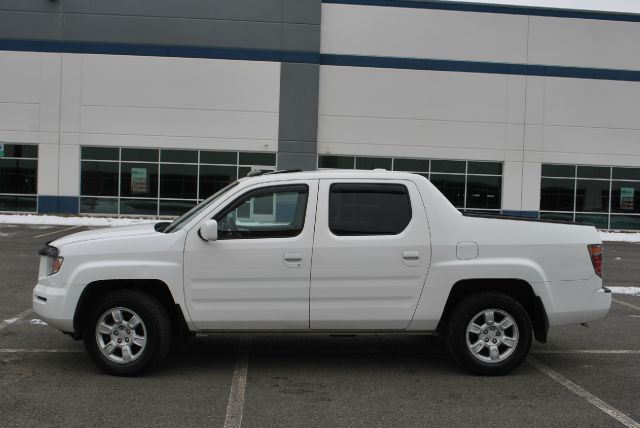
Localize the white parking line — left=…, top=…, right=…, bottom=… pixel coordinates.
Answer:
left=223, top=336, right=251, bottom=428
left=532, top=350, right=640, bottom=354
left=613, top=298, right=640, bottom=312
left=528, top=356, right=640, bottom=428
left=0, top=309, right=32, bottom=331
left=33, top=225, right=82, bottom=239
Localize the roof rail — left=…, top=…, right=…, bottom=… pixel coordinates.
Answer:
left=246, top=169, right=303, bottom=177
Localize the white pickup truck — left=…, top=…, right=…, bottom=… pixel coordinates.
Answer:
left=33, top=170, right=610, bottom=376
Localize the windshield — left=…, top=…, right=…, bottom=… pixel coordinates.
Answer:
left=163, top=181, right=239, bottom=233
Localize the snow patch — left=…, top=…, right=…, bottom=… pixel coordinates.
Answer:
left=28, top=319, right=48, bottom=326
left=2, top=318, right=19, bottom=325
left=608, top=287, right=640, bottom=296
left=0, top=214, right=159, bottom=227
left=599, top=231, right=640, bottom=242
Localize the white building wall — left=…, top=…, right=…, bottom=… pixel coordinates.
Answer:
left=0, top=51, right=281, bottom=200
left=319, top=2, right=640, bottom=213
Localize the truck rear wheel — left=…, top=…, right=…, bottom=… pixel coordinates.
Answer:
left=82, top=290, right=172, bottom=376
left=446, top=292, right=532, bottom=375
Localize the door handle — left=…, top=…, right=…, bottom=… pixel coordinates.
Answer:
left=284, top=252, right=303, bottom=268
left=402, top=251, right=420, bottom=260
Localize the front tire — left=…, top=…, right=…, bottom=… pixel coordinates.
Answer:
left=82, top=290, right=172, bottom=376
left=446, top=292, right=532, bottom=376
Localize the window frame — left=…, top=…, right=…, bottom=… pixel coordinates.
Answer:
left=328, top=182, right=413, bottom=237
left=213, top=184, right=309, bottom=240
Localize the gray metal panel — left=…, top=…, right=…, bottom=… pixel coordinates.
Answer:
left=282, top=24, right=321, bottom=52
left=277, top=153, right=317, bottom=171
left=62, top=0, right=282, bottom=22
left=279, top=140, right=317, bottom=154
left=283, top=0, right=321, bottom=24
left=0, top=0, right=61, bottom=12
left=278, top=63, right=320, bottom=143
left=61, top=14, right=282, bottom=50
left=0, top=11, right=61, bottom=40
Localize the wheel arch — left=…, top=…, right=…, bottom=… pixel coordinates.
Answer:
left=437, top=278, right=549, bottom=343
left=72, top=279, right=189, bottom=341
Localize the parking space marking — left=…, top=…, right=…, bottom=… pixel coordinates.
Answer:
left=613, top=298, right=640, bottom=312
left=224, top=336, right=251, bottom=428
left=532, top=350, right=640, bottom=354
left=0, top=309, right=32, bottom=331
left=33, top=225, right=82, bottom=239
left=528, top=356, right=640, bottom=428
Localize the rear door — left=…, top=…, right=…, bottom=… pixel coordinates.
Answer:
left=310, top=179, right=431, bottom=330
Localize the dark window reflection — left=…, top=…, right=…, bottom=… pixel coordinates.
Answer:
left=430, top=174, right=465, bottom=208
left=80, top=197, right=118, bottom=214
left=355, top=157, right=392, bottom=170
left=575, top=213, right=608, bottom=229
left=0, top=159, right=37, bottom=194
left=0, top=195, right=37, bottom=212
left=160, top=164, right=197, bottom=199
left=159, top=200, right=197, bottom=216
left=120, top=198, right=157, bottom=215
left=318, top=156, right=354, bottom=169
left=466, top=175, right=501, bottom=209
left=611, top=181, right=640, bottom=214
left=576, top=179, right=609, bottom=212
left=81, top=161, right=118, bottom=196
left=199, top=165, right=237, bottom=199
left=540, top=178, right=574, bottom=211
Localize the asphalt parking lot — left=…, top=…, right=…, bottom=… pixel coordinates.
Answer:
left=0, top=224, right=639, bottom=427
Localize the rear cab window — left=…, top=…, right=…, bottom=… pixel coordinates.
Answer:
left=329, top=183, right=412, bottom=236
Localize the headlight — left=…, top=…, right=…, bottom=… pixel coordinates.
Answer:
left=38, top=245, right=63, bottom=276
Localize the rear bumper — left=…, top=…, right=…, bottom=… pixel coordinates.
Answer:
left=32, top=282, right=83, bottom=332
left=537, top=277, right=611, bottom=327
left=584, top=286, right=612, bottom=323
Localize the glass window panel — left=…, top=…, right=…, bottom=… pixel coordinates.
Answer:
left=541, top=164, right=575, bottom=178
left=609, top=215, right=640, bottom=230
left=239, top=152, right=276, bottom=166
left=540, top=212, right=574, bottom=222
left=120, top=163, right=158, bottom=198
left=540, top=178, right=575, bottom=211
left=0, top=159, right=37, bottom=194
left=466, top=176, right=501, bottom=209
left=0, top=195, right=37, bottom=212
left=576, top=179, right=609, bottom=212
left=81, top=147, right=119, bottom=161
left=393, top=158, right=429, bottom=172
left=159, top=200, right=197, bottom=216
left=611, top=181, right=640, bottom=214
left=329, top=184, right=411, bottom=235
left=468, top=162, right=502, bottom=175
left=80, top=197, right=118, bottom=214
left=121, top=148, right=158, bottom=162
left=160, top=149, right=198, bottom=164
left=612, top=167, right=640, bottom=181
left=238, top=167, right=273, bottom=178
left=81, top=161, right=118, bottom=196
left=575, top=213, right=608, bottom=229
left=3, top=144, right=38, bottom=159
left=430, top=174, right=465, bottom=208
left=199, top=165, right=237, bottom=199
left=200, top=151, right=237, bottom=165
left=318, top=155, right=354, bottom=169
left=577, top=166, right=610, bottom=179
left=119, top=199, right=158, bottom=215
left=216, top=186, right=308, bottom=239
left=159, top=164, right=197, bottom=199
left=355, top=157, right=392, bottom=170
left=431, top=160, right=465, bottom=174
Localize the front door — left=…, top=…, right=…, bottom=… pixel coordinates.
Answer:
left=183, top=180, right=318, bottom=330
left=310, top=179, right=431, bottom=330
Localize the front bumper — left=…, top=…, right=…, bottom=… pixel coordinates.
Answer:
left=32, top=282, right=83, bottom=332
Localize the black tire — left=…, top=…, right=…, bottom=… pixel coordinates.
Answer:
left=82, top=289, right=172, bottom=376
left=446, top=292, right=532, bottom=376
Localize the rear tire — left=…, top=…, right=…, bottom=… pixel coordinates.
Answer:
left=446, top=292, right=532, bottom=376
left=82, top=290, right=172, bottom=376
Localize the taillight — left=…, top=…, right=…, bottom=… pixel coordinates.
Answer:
left=587, top=245, right=602, bottom=278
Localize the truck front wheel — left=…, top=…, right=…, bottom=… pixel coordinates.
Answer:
left=82, top=290, right=172, bottom=376
left=446, top=292, right=532, bottom=376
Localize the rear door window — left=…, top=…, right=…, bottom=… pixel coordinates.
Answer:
left=329, top=183, right=412, bottom=236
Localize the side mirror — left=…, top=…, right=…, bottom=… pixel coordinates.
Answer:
left=199, top=219, right=218, bottom=241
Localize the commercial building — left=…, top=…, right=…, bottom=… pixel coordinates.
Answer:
left=1, top=0, right=639, bottom=229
